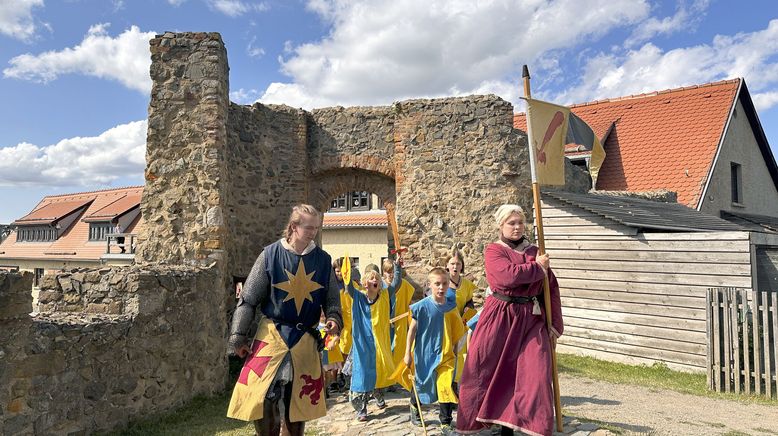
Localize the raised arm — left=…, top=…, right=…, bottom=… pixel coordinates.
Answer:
left=484, top=244, right=546, bottom=289
left=386, top=261, right=402, bottom=297
left=229, top=251, right=270, bottom=354
left=324, top=268, right=344, bottom=334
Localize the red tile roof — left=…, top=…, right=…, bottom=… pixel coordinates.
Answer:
left=323, top=212, right=388, bottom=228
left=0, top=186, right=144, bottom=262
left=13, top=198, right=93, bottom=225
left=514, top=79, right=742, bottom=208
left=83, top=192, right=142, bottom=222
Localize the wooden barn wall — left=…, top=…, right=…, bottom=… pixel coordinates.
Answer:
left=541, top=198, right=752, bottom=373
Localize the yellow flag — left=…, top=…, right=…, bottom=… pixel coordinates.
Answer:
left=567, top=112, right=607, bottom=187
left=526, top=98, right=570, bottom=186
left=341, top=254, right=351, bottom=286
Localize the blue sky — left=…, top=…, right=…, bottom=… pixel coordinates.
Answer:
left=1, top=0, right=777, bottom=223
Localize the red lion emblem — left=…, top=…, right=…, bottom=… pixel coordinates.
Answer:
left=299, top=374, right=323, bottom=405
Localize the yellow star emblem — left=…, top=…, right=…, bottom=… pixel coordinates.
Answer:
left=274, top=261, right=323, bottom=314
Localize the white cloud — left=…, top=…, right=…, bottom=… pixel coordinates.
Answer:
left=247, top=36, right=265, bottom=58
left=0, top=0, right=45, bottom=42
left=625, top=0, right=710, bottom=48
left=167, top=0, right=187, bottom=5
left=3, top=23, right=155, bottom=93
left=230, top=88, right=261, bottom=104
left=752, top=91, right=778, bottom=111
left=259, top=0, right=651, bottom=109
left=554, top=19, right=778, bottom=111
left=0, top=120, right=147, bottom=187
left=207, top=0, right=269, bottom=17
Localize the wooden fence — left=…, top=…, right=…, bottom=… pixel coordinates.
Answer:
left=707, top=287, right=778, bottom=397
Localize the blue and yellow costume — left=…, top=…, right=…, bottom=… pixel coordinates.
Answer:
left=409, top=294, right=466, bottom=406
left=449, top=278, right=477, bottom=383
left=348, top=264, right=402, bottom=393
left=390, top=278, right=415, bottom=368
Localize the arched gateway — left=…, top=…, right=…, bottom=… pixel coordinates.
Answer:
left=137, top=32, right=533, bottom=288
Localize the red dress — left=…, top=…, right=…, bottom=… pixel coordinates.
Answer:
left=456, top=242, right=563, bottom=436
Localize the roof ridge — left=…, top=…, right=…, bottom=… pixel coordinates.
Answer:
left=513, top=78, right=742, bottom=115
left=569, top=78, right=741, bottom=109
left=42, top=185, right=144, bottom=200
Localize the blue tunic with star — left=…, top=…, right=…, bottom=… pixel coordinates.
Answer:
left=261, top=241, right=331, bottom=349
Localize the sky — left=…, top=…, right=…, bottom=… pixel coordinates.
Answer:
left=1, top=0, right=777, bottom=223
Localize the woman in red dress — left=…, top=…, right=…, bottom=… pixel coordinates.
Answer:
left=456, top=204, right=563, bottom=436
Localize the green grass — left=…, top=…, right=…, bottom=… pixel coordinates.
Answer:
left=557, top=353, right=778, bottom=406
left=105, top=392, right=254, bottom=436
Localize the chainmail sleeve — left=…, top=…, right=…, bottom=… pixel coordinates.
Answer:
left=228, top=250, right=270, bottom=352
left=324, top=271, right=343, bottom=330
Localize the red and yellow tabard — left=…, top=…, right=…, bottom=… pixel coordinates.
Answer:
left=227, top=318, right=326, bottom=422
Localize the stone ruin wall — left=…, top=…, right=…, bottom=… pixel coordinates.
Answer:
left=224, top=98, right=536, bottom=287
left=0, top=267, right=226, bottom=435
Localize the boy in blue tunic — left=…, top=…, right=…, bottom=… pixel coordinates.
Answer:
left=404, top=267, right=465, bottom=434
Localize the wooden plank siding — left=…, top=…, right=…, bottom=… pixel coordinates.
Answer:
left=541, top=198, right=753, bottom=373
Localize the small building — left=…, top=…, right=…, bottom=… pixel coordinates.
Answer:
left=541, top=189, right=778, bottom=373
left=321, top=192, right=389, bottom=272
left=0, top=186, right=144, bottom=291
left=515, top=78, right=778, bottom=218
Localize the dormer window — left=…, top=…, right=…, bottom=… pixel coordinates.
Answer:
left=17, top=225, right=57, bottom=242
left=89, top=222, right=113, bottom=241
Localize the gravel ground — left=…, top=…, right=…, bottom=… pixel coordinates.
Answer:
left=560, top=374, right=778, bottom=435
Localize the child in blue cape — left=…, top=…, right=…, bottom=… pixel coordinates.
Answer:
left=404, top=267, right=465, bottom=435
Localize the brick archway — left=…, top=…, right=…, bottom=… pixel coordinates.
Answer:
left=309, top=168, right=396, bottom=214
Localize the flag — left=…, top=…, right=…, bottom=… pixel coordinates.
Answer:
left=567, top=112, right=606, bottom=186
left=525, top=98, right=570, bottom=186
left=341, top=253, right=351, bottom=286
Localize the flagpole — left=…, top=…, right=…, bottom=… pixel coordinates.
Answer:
left=522, top=64, right=564, bottom=432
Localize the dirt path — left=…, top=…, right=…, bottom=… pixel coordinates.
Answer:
left=307, top=374, right=777, bottom=435
left=560, top=374, right=778, bottom=435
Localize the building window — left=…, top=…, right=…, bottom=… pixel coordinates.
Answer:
left=89, top=222, right=113, bottom=241
left=16, top=225, right=57, bottom=242
left=328, top=192, right=373, bottom=212
left=731, top=162, right=743, bottom=204
left=351, top=191, right=370, bottom=211
left=350, top=257, right=360, bottom=272
left=330, top=193, right=348, bottom=211
left=33, top=268, right=44, bottom=288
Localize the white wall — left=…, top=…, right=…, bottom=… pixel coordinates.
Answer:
left=701, top=99, right=778, bottom=217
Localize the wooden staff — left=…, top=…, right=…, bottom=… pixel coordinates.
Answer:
left=522, top=64, right=564, bottom=432
left=384, top=202, right=407, bottom=258
left=409, top=357, right=428, bottom=435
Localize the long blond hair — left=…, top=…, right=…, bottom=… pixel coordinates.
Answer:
left=284, top=204, right=321, bottom=241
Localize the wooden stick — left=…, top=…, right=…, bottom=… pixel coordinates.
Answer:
left=409, top=357, right=428, bottom=435
left=390, top=311, right=410, bottom=323
left=385, top=202, right=407, bottom=257
left=523, top=64, right=564, bottom=432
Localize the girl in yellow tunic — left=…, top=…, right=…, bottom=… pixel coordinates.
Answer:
left=446, top=250, right=477, bottom=384
left=348, top=261, right=402, bottom=421
left=383, top=258, right=415, bottom=369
